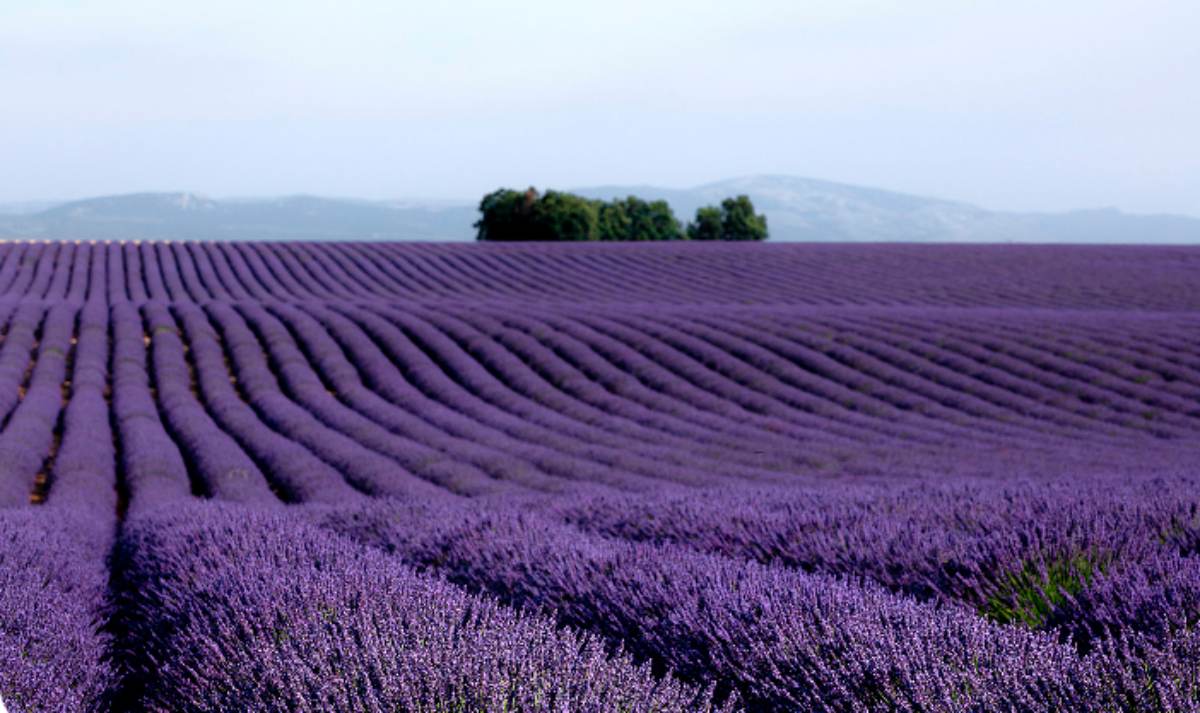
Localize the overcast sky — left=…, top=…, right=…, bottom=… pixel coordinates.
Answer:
left=1, top=0, right=1197, bottom=215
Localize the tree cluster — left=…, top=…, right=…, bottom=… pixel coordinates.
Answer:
left=475, top=188, right=767, bottom=242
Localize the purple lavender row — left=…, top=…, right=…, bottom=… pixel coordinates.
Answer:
left=664, top=307, right=1086, bottom=449
left=233, top=302, right=520, bottom=497
left=495, top=306, right=951, bottom=451
left=664, top=309, right=1088, bottom=445
left=0, top=303, right=44, bottom=429
left=819, top=312, right=1175, bottom=443
left=266, top=301, right=630, bottom=494
left=856, top=312, right=1200, bottom=435
left=577, top=308, right=998, bottom=449
left=0, top=508, right=114, bottom=711
left=693, top=307, right=1130, bottom=457
left=960, top=316, right=1200, bottom=427
left=200, top=301, right=445, bottom=500
left=141, top=303, right=280, bottom=503
left=104, top=241, right=128, bottom=303
left=860, top=311, right=1200, bottom=431
left=211, top=243, right=271, bottom=302
left=976, top=314, right=1200, bottom=404
left=45, top=247, right=114, bottom=513
left=0, top=245, right=22, bottom=295
left=136, top=243, right=169, bottom=302
left=457, top=307, right=795, bottom=444
left=514, top=306, right=914, bottom=453
left=818, top=311, right=1149, bottom=439
left=0, top=303, right=75, bottom=506
left=1063, top=320, right=1200, bottom=396
left=348, top=242, right=1200, bottom=308
left=234, top=243, right=306, bottom=299
left=319, top=498, right=1200, bottom=712
left=169, top=303, right=361, bottom=503
left=46, top=303, right=116, bottom=512
left=273, top=301, right=687, bottom=494
left=501, top=305, right=967, bottom=473
left=379, top=304, right=811, bottom=483
left=436, top=306, right=835, bottom=474
left=149, top=243, right=191, bottom=303
left=327, top=303, right=751, bottom=489
left=1049, top=548, right=1200, bottom=654
left=271, top=243, right=344, bottom=300
left=16, top=244, right=60, bottom=300
left=414, top=304, right=845, bottom=454
left=407, top=306, right=799, bottom=483
left=4, top=242, right=1192, bottom=308
left=105, top=502, right=729, bottom=712
left=351, top=242, right=772, bottom=303
left=970, top=311, right=1200, bottom=394
left=720, top=307, right=1200, bottom=448
left=420, top=302, right=1189, bottom=481
left=119, top=243, right=149, bottom=303
left=42, top=243, right=75, bottom=301
left=2, top=276, right=116, bottom=709
left=348, top=243, right=480, bottom=300
left=166, top=244, right=208, bottom=302
left=554, top=478, right=1200, bottom=632
left=516, top=306, right=1036, bottom=476
left=294, top=242, right=414, bottom=300
left=525, top=303, right=1051, bottom=477
left=1048, top=330, right=1200, bottom=408
left=177, top=242, right=232, bottom=301
left=110, top=302, right=194, bottom=512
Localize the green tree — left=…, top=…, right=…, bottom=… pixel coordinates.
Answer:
left=686, top=206, right=724, bottom=241
left=596, top=200, right=633, bottom=241
left=598, top=196, right=684, bottom=241
left=474, top=187, right=538, bottom=242
left=687, top=195, right=768, bottom=241
left=630, top=197, right=684, bottom=241
left=529, top=191, right=599, bottom=242
left=720, top=194, right=768, bottom=241
left=476, top=188, right=687, bottom=241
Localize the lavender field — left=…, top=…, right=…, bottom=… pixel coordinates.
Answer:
left=0, top=241, right=1198, bottom=712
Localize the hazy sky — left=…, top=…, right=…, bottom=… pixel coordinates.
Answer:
left=2, top=0, right=1197, bottom=215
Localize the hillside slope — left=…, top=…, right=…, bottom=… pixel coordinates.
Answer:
left=4, top=177, right=1199, bottom=242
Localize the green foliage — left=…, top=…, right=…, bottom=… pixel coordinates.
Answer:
left=720, top=195, right=769, bottom=241
left=686, top=206, right=724, bottom=241
left=687, top=195, right=768, bottom=241
left=475, top=188, right=598, bottom=242
left=475, top=188, right=761, bottom=242
left=983, top=552, right=1109, bottom=628
left=597, top=196, right=684, bottom=241
left=474, top=188, right=538, bottom=242
left=475, top=188, right=601, bottom=242
left=529, top=191, right=599, bottom=242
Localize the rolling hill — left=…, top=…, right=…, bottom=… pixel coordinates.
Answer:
left=2, top=176, right=1198, bottom=242
left=0, top=193, right=476, bottom=242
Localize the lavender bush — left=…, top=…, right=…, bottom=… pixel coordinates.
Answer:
left=106, top=503, right=728, bottom=712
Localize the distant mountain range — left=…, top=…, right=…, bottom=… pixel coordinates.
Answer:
left=0, top=193, right=476, bottom=242
left=575, top=176, right=1200, bottom=244
left=2, top=176, right=1198, bottom=243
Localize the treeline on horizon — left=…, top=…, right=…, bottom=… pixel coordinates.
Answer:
left=474, top=188, right=768, bottom=242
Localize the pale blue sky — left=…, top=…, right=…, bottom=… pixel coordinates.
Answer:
left=1, top=0, right=1197, bottom=214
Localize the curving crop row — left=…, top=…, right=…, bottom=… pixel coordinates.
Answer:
left=321, top=496, right=1200, bottom=712
left=170, top=303, right=363, bottom=504
left=105, top=502, right=729, bottom=712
